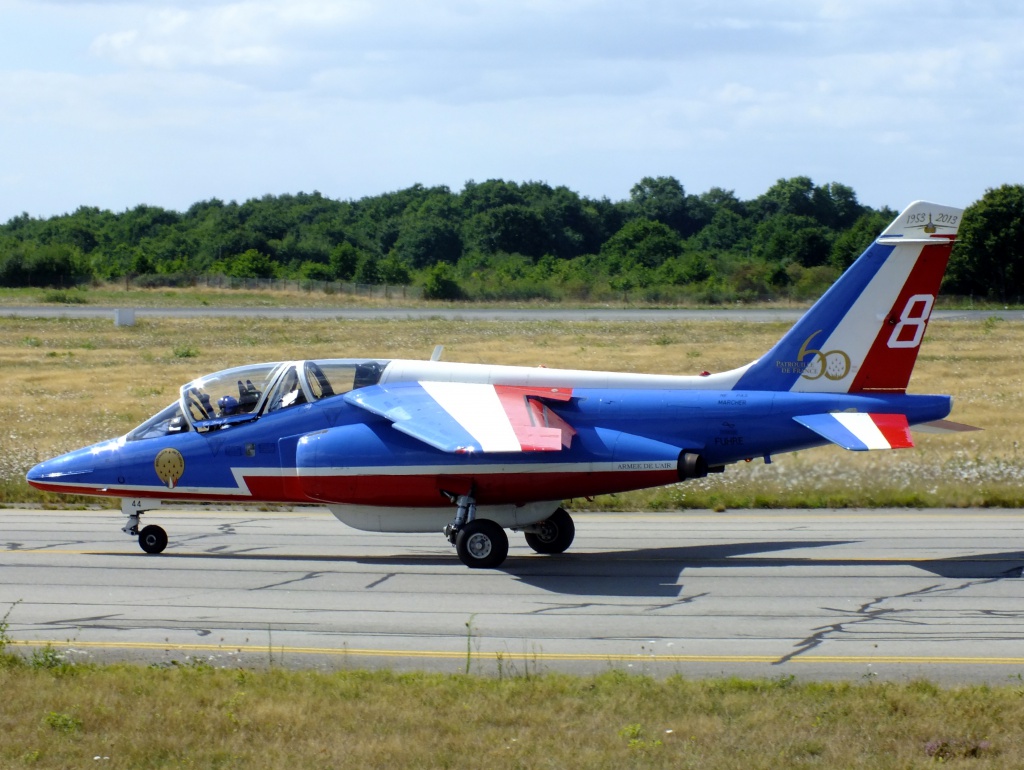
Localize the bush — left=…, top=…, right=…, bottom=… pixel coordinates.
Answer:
left=41, top=289, right=88, bottom=304
left=422, top=263, right=464, bottom=300
left=0, top=243, right=91, bottom=287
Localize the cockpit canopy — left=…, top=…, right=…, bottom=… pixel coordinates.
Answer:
left=128, top=359, right=388, bottom=441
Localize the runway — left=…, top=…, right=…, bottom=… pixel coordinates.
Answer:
left=2, top=507, right=1023, bottom=683
left=5, top=305, right=1023, bottom=323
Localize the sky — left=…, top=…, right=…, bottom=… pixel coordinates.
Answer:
left=1, top=0, right=1022, bottom=223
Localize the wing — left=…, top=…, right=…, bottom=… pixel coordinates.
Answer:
left=794, top=412, right=914, bottom=451
left=345, top=382, right=575, bottom=453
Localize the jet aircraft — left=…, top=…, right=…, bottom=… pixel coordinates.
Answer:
left=28, top=201, right=974, bottom=568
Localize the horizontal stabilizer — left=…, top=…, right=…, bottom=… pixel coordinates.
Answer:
left=794, top=412, right=914, bottom=451
left=913, top=419, right=982, bottom=434
left=345, top=381, right=575, bottom=453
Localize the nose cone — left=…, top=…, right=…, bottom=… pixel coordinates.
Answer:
left=26, top=439, right=123, bottom=494
left=25, top=460, right=51, bottom=486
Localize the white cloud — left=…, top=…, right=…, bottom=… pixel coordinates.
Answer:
left=1, top=0, right=1023, bottom=219
left=90, top=6, right=285, bottom=70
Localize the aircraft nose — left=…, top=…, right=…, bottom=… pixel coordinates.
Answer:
left=26, top=452, right=96, bottom=490
left=25, top=460, right=50, bottom=484
left=25, top=440, right=122, bottom=492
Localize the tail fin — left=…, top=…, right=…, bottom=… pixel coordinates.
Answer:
left=734, top=201, right=963, bottom=393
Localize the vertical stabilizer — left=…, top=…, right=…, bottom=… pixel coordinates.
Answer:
left=734, top=201, right=963, bottom=393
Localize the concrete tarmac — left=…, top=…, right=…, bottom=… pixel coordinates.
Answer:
left=2, top=507, right=1023, bottom=683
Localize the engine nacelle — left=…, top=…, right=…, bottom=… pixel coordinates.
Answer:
left=678, top=451, right=709, bottom=480
left=294, top=423, right=405, bottom=505
left=295, top=422, right=713, bottom=508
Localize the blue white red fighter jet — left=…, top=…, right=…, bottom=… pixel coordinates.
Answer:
left=28, top=201, right=975, bottom=568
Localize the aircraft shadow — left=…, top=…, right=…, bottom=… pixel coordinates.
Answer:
left=136, top=542, right=1024, bottom=598
left=499, top=540, right=850, bottom=597
left=501, top=544, right=1024, bottom=597
left=914, top=553, right=1024, bottom=580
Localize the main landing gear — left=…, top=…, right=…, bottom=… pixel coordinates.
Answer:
left=121, top=500, right=168, bottom=554
left=522, top=507, right=575, bottom=555
left=444, top=494, right=509, bottom=569
left=443, top=494, right=576, bottom=569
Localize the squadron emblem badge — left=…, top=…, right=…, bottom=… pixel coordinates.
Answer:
left=154, top=448, right=185, bottom=489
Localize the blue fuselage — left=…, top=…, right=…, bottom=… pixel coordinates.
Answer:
left=27, top=386, right=951, bottom=509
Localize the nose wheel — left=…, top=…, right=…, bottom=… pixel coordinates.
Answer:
left=138, top=524, right=168, bottom=554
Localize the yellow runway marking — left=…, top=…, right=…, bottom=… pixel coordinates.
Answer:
left=10, top=640, right=1024, bottom=667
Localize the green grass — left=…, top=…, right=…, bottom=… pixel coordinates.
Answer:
left=39, top=289, right=89, bottom=305
left=0, top=660, right=1021, bottom=768
left=0, top=283, right=422, bottom=310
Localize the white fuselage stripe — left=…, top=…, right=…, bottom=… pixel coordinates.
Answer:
left=294, top=460, right=677, bottom=477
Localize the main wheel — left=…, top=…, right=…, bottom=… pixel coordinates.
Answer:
left=524, top=508, right=575, bottom=554
left=138, top=524, right=168, bottom=554
left=455, top=519, right=509, bottom=569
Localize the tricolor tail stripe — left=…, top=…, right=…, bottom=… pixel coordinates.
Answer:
left=847, top=238, right=954, bottom=392
left=731, top=201, right=963, bottom=395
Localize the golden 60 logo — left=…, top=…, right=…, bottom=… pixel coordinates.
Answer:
left=797, top=330, right=850, bottom=381
left=795, top=293, right=935, bottom=381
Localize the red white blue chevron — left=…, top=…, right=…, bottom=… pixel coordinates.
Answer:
left=345, top=381, right=575, bottom=453
left=793, top=412, right=914, bottom=451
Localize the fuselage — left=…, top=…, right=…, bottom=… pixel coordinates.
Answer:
left=27, top=357, right=952, bottom=510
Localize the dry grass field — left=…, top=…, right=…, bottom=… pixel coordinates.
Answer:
left=1, top=313, right=1020, bottom=508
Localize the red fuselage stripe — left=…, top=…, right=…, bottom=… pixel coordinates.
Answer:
left=29, top=467, right=681, bottom=508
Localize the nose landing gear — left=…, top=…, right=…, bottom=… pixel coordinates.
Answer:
left=121, top=500, right=168, bottom=554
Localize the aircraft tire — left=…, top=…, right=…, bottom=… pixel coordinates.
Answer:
left=138, top=524, right=168, bottom=554
left=455, top=519, right=508, bottom=569
left=524, top=508, right=575, bottom=555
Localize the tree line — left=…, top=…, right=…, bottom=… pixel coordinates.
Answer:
left=1, top=177, right=1021, bottom=302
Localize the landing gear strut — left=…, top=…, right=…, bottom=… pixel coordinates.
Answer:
left=121, top=500, right=168, bottom=554
left=444, top=493, right=509, bottom=569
